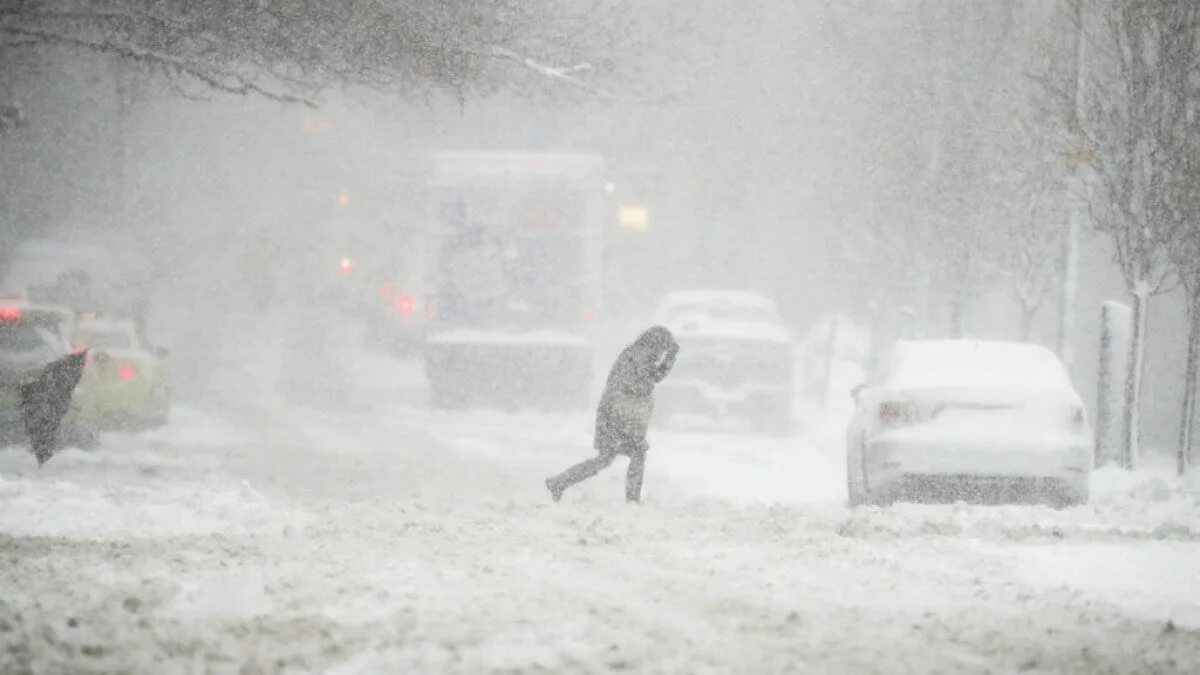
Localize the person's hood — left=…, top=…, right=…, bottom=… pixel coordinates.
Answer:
left=631, top=325, right=677, bottom=358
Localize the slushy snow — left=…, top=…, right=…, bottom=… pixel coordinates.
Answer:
left=1, top=326, right=1198, bottom=673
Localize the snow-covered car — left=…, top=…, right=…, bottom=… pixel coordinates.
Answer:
left=653, top=290, right=794, bottom=433
left=845, top=339, right=1092, bottom=508
left=72, top=314, right=171, bottom=430
left=0, top=300, right=100, bottom=449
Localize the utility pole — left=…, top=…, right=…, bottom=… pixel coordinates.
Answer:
left=1058, top=0, right=1089, bottom=375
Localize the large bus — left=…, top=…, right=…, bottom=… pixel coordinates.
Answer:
left=423, top=151, right=607, bottom=410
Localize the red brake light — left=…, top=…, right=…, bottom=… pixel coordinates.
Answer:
left=396, top=294, right=414, bottom=315
left=584, top=310, right=596, bottom=321
left=339, top=258, right=353, bottom=275
left=0, top=306, right=21, bottom=320
left=118, top=363, right=137, bottom=380
left=379, top=284, right=392, bottom=299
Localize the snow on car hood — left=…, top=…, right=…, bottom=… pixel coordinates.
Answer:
left=665, top=313, right=791, bottom=345
left=426, top=329, right=591, bottom=346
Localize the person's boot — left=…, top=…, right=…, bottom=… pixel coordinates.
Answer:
left=545, top=477, right=565, bottom=502
left=625, top=478, right=643, bottom=504
left=625, top=453, right=646, bottom=503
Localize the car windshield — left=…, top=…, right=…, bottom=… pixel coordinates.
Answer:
left=76, top=329, right=131, bottom=350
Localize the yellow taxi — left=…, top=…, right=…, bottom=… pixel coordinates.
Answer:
left=72, top=313, right=171, bottom=430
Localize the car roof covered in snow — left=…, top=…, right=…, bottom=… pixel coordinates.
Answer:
left=667, top=316, right=792, bottom=344
left=76, top=317, right=136, bottom=333
left=657, top=289, right=779, bottom=313
left=657, top=290, right=790, bottom=344
left=883, top=339, right=1076, bottom=397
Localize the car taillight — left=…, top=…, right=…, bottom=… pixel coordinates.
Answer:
left=118, top=363, right=137, bottom=380
left=584, top=310, right=596, bottom=321
left=379, top=284, right=392, bottom=299
left=396, top=294, right=414, bottom=315
left=878, top=401, right=918, bottom=427
left=339, top=258, right=353, bottom=276
left=0, top=306, right=20, bottom=320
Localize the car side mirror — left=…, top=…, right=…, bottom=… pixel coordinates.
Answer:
left=850, top=383, right=865, bottom=400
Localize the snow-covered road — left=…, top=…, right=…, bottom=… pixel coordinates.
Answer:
left=1, top=339, right=1199, bottom=673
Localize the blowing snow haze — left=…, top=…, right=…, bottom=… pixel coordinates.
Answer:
left=1, top=1, right=1200, bottom=673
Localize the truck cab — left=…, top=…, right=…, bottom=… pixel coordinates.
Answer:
left=422, top=152, right=607, bottom=410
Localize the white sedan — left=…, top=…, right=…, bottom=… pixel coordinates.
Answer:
left=845, top=339, right=1092, bottom=508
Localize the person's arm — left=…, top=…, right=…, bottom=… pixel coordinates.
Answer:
left=650, top=342, right=679, bottom=383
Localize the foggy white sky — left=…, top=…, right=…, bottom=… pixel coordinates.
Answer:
left=0, top=0, right=1191, bottom=447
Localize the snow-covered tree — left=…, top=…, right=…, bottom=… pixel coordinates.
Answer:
left=1153, top=3, right=1200, bottom=475
left=990, top=140, right=1066, bottom=342
left=988, top=5, right=1073, bottom=343
left=1078, top=0, right=1200, bottom=469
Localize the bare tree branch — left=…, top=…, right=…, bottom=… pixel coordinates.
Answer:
left=0, top=0, right=645, bottom=109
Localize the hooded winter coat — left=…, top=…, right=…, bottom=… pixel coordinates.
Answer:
left=594, top=325, right=679, bottom=453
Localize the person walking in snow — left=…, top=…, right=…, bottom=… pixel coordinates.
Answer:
left=545, top=325, right=679, bottom=504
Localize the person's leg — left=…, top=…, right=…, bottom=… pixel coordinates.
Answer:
left=625, top=445, right=648, bottom=503
left=546, top=449, right=617, bottom=501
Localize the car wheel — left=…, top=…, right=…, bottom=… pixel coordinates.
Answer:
left=145, top=408, right=170, bottom=430
left=869, top=490, right=897, bottom=508
left=428, top=379, right=470, bottom=410
left=847, top=481, right=866, bottom=508
left=1049, top=487, right=1088, bottom=510
left=64, top=426, right=100, bottom=451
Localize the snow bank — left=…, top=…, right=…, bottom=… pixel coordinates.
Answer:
left=3, top=363, right=1200, bottom=674
left=0, top=469, right=275, bottom=539
left=1012, top=542, right=1200, bottom=629
left=0, top=407, right=297, bottom=540
left=134, top=405, right=248, bottom=448
left=832, top=466, right=1200, bottom=543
